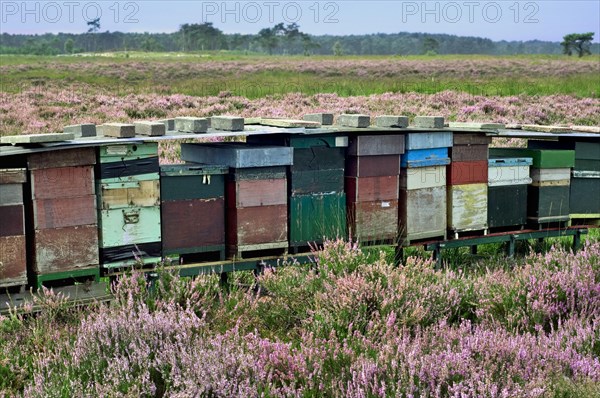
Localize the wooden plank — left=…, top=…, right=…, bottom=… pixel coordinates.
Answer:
left=33, top=195, right=97, bottom=230
left=99, top=179, right=160, bottom=209
left=528, top=185, right=570, bottom=219
left=522, top=124, right=571, bottom=133
left=28, top=147, right=95, bottom=170
left=0, top=184, right=23, bottom=205
left=228, top=179, right=287, bottom=207
left=348, top=200, right=398, bottom=242
left=0, top=235, right=27, bottom=285
left=33, top=225, right=99, bottom=274
left=227, top=205, right=288, bottom=247
left=161, top=198, right=225, bottom=250
left=570, top=177, right=600, bottom=215
left=400, top=166, right=446, bottom=190
left=0, top=168, right=26, bottom=184
left=181, top=143, right=293, bottom=168
left=31, top=166, right=94, bottom=199
left=2, top=133, right=74, bottom=145
left=289, top=193, right=347, bottom=245
left=346, top=175, right=399, bottom=202
left=449, top=122, right=504, bottom=130
left=98, top=206, right=161, bottom=248
left=346, top=155, right=400, bottom=177
left=259, top=118, right=320, bottom=128
left=405, top=131, right=452, bottom=150
left=347, top=135, right=404, bottom=156
left=447, top=183, right=488, bottom=231
left=449, top=144, right=489, bottom=162
left=399, top=186, right=447, bottom=240
left=290, top=169, right=344, bottom=195
left=401, top=148, right=450, bottom=168
left=0, top=205, right=24, bottom=237
left=98, top=143, right=159, bottom=163
left=447, top=161, right=488, bottom=185
left=488, top=185, right=528, bottom=228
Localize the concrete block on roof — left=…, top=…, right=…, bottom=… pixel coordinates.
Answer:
left=135, top=121, right=166, bottom=136
left=157, top=119, right=175, bottom=131
left=337, top=114, right=371, bottom=128
left=303, top=113, right=334, bottom=125
left=175, top=117, right=208, bottom=133
left=375, top=115, right=409, bottom=128
left=1, top=133, right=75, bottom=144
left=98, top=123, right=136, bottom=138
left=413, top=116, right=445, bottom=129
left=211, top=116, right=245, bottom=131
left=63, top=124, right=97, bottom=137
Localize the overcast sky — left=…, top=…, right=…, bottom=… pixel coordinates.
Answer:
left=1, top=1, right=599, bottom=42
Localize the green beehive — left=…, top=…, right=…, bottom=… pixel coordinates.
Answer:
left=289, top=193, right=347, bottom=249
left=490, top=148, right=575, bottom=169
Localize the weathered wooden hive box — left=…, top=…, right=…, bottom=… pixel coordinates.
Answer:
left=401, top=132, right=452, bottom=168
left=182, top=143, right=292, bottom=258
left=96, top=143, right=161, bottom=269
left=399, top=166, right=447, bottom=242
left=249, top=134, right=348, bottom=250
left=400, top=132, right=451, bottom=243
left=27, top=148, right=99, bottom=276
left=346, top=134, right=404, bottom=243
left=446, top=133, right=490, bottom=234
left=160, top=164, right=228, bottom=262
left=0, top=169, right=27, bottom=288
left=490, top=147, right=575, bottom=223
left=487, top=158, right=532, bottom=228
left=529, top=140, right=600, bottom=218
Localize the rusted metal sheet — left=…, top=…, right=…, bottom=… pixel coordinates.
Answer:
left=447, top=161, right=488, bottom=185
left=0, top=168, right=26, bottom=184
left=98, top=179, right=160, bottom=209
left=33, top=225, right=99, bottom=274
left=450, top=145, right=489, bottom=162
left=27, top=147, right=96, bottom=170
left=347, top=200, right=398, bottom=242
left=227, top=205, right=288, bottom=247
left=346, top=175, right=399, bottom=202
left=0, top=184, right=23, bottom=205
left=161, top=198, right=225, bottom=251
left=33, top=195, right=97, bottom=230
left=447, top=183, right=488, bottom=231
left=0, top=235, right=27, bottom=286
left=399, top=186, right=447, bottom=241
left=0, top=205, right=24, bottom=237
left=347, top=135, right=405, bottom=156
left=400, top=166, right=446, bottom=190
left=227, top=178, right=287, bottom=207
left=453, top=133, right=492, bottom=145
left=31, top=166, right=95, bottom=199
left=346, top=155, right=400, bottom=177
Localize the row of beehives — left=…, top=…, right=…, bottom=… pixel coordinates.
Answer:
left=1, top=132, right=598, bottom=289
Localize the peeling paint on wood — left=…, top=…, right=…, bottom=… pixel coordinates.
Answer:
left=399, top=186, right=447, bottom=240
left=447, top=183, right=488, bottom=231
left=0, top=235, right=27, bottom=286
left=28, top=148, right=95, bottom=169
left=0, top=169, right=26, bottom=184
left=450, top=145, right=489, bottom=162
left=347, top=200, right=398, bottom=242
left=227, top=205, right=288, bottom=247
left=447, top=161, right=488, bottom=185
left=33, top=195, right=97, bottom=230
left=400, top=166, right=446, bottom=190
left=346, top=175, right=399, bottom=202
left=31, top=166, right=95, bottom=199
left=228, top=179, right=287, bottom=207
left=33, top=225, right=99, bottom=274
left=99, top=179, right=160, bottom=209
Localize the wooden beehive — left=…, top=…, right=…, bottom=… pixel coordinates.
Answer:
left=27, top=148, right=99, bottom=277
left=346, top=155, right=400, bottom=177
left=181, top=143, right=293, bottom=168
left=225, top=167, right=289, bottom=257
left=528, top=185, right=571, bottom=223
left=347, top=135, right=405, bottom=156
left=569, top=171, right=600, bottom=217
left=96, top=143, right=161, bottom=269
left=447, top=161, right=488, bottom=185
left=399, top=185, right=447, bottom=242
left=347, top=200, right=399, bottom=242
left=289, top=193, right=347, bottom=247
left=488, top=158, right=532, bottom=186
left=489, top=148, right=575, bottom=169
left=405, top=131, right=452, bottom=150
left=0, top=169, right=27, bottom=288
left=488, top=185, right=528, bottom=228
left=529, top=140, right=600, bottom=171
left=401, top=147, right=450, bottom=168
left=447, top=183, right=488, bottom=233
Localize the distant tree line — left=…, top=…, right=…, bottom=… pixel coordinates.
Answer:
left=1, top=23, right=598, bottom=56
